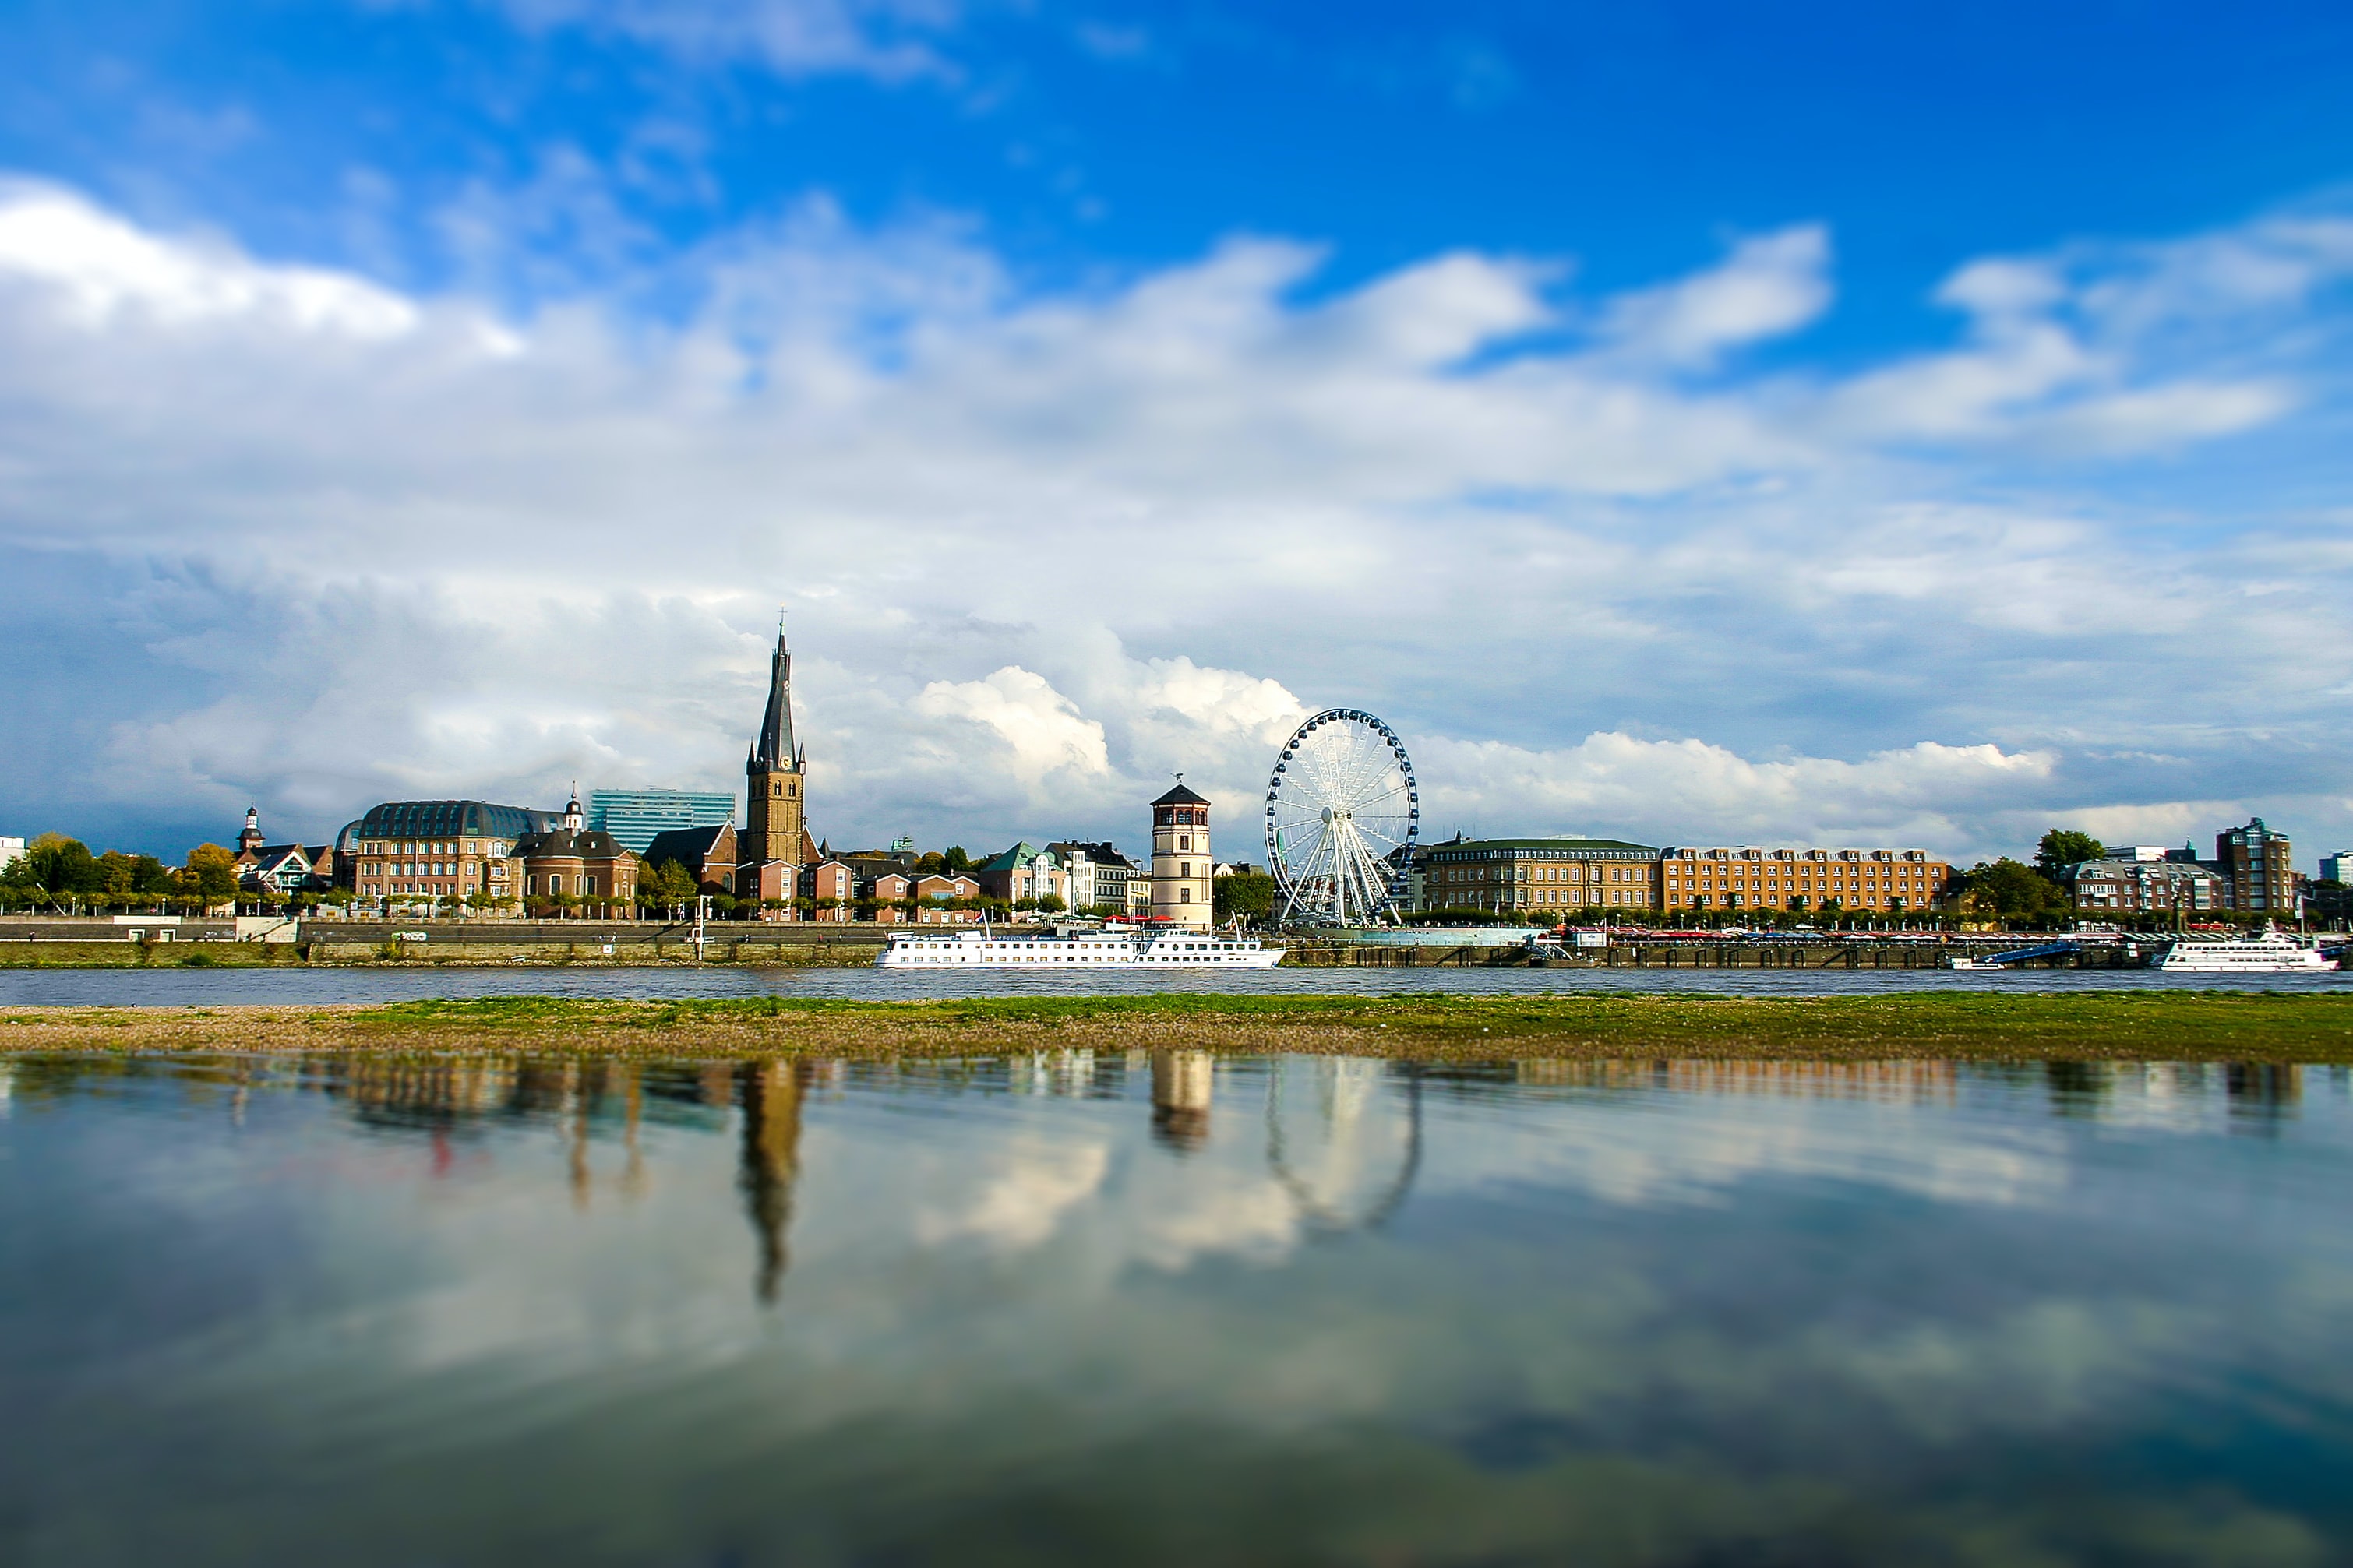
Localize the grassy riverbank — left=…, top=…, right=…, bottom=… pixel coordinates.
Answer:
left=5, top=991, right=2352, bottom=1061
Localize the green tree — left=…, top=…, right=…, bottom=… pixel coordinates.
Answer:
left=1213, top=872, right=1275, bottom=926
left=645, top=858, right=699, bottom=907
left=175, top=843, right=242, bottom=907
left=1960, top=858, right=2072, bottom=925
left=1035, top=893, right=1067, bottom=914
left=941, top=846, right=972, bottom=873
left=2034, top=829, right=2107, bottom=879
left=6, top=833, right=102, bottom=904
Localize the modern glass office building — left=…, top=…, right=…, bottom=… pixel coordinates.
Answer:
left=586, top=789, right=737, bottom=853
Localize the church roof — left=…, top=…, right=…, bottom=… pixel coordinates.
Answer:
left=1153, top=783, right=1210, bottom=806
left=643, top=825, right=733, bottom=868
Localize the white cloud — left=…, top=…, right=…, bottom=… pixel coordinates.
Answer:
left=913, top=668, right=1113, bottom=788
left=0, top=181, right=420, bottom=338
left=2, top=181, right=2350, bottom=862
left=1597, top=225, right=1832, bottom=368
left=1420, top=734, right=2056, bottom=851
left=496, top=0, right=962, bottom=82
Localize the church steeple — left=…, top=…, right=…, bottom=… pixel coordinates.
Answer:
left=748, top=618, right=801, bottom=775
left=743, top=611, right=809, bottom=887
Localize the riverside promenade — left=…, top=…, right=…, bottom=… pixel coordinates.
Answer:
left=2, top=917, right=2313, bottom=970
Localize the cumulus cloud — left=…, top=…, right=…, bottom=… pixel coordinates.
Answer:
left=1420, top=734, right=2057, bottom=851
left=914, top=668, right=1112, bottom=788
left=1, top=179, right=2349, bottom=861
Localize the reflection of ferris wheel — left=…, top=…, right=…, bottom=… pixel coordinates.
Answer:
left=1264, top=1059, right=1425, bottom=1235
left=1264, top=709, right=1420, bottom=927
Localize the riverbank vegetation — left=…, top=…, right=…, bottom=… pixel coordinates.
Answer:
left=4, top=991, right=2351, bottom=1062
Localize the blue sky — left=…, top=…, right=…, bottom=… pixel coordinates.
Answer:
left=2, top=0, right=2351, bottom=866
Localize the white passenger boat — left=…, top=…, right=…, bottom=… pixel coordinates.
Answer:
left=876, top=921, right=1284, bottom=970
left=2149, top=929, right=2339, bottom=973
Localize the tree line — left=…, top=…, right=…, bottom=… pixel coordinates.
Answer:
left=0, top=835, right=242, bottom=912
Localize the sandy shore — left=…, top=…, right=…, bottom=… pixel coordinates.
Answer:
left=5, top=991, right=2353, bottom=1062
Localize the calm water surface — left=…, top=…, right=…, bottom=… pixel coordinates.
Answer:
left=6, top=1051, right=2353, bottom=1565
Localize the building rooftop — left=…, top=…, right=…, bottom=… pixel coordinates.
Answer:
left=642, top=825, right=732, bottom=866
left=1153, top=783, right=1210, bottom=807
left=1428, top=837, right=1660, bottom=855
left=515, top=828, right=631, bottom=859
left=356, top=801, right=552, bottom=841
left=973, top=841, right=1052, bottom=872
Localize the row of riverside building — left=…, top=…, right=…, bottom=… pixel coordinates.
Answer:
left=225, top=625, right=1226, bottom=928
left=1411, top=817, right=2337, bottom=921
left=1415, top=837, right=1957, bottom=917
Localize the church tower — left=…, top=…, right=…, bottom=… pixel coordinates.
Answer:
left=744, top=619, right=807, bottom=893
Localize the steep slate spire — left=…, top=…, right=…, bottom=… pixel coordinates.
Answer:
left=748, top=618, right=799, bottom=774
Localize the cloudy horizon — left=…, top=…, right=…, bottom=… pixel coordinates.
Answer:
left=2, top=1, right=2349, bottom=869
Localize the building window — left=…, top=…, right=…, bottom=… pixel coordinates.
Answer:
left=1180, top=889, right=1191, bottom=903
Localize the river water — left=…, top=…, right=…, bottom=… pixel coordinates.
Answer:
left=6, top=1049, right=2353, bottom=1564
left=2, top=960, right=2347, bottom=1006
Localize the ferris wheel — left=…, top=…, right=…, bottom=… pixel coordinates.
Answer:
left=1264, top=709, right=1420, bottom=926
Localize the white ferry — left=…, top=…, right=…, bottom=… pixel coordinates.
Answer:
left=876, top=921, right=1284, bottom=970
left=2150, top=929, right=2340, bottom=973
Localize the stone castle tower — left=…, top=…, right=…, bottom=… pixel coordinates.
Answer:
left=1151, top=779, right=1212, bottom=930
left=744, top=620, right=807, bottom=884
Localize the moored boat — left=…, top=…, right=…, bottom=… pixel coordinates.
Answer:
left=877, top=921, right=1284, bottom=970
left=2148, top=929, right=2338, bottom=973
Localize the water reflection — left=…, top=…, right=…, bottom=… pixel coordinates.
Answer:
left=1148, top=1050, right=1212, bottom=1151
left=739, top=1061, right=807, bottom=1302
left=1513, top=1058, right=1961, bottom=1102
left=10, top=1051, right=2353, bottom=1566
left=1265, top=1059, right=1424, bottom=1235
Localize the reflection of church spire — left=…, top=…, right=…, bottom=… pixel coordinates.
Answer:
left=739, top=1061, right=808, bottom=1303
left=1150, top=1051, right=1213, bottom=1152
